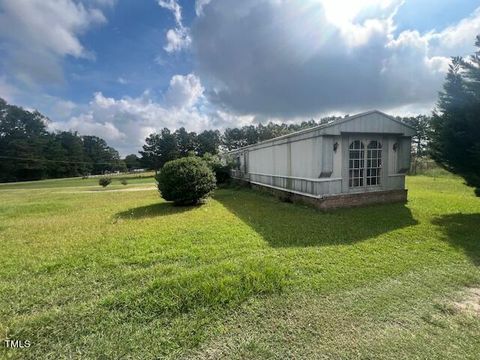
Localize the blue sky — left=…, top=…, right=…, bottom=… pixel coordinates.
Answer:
left=0, top=0, right=479, bottom=155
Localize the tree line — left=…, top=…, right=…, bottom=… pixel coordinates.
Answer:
left=0, top=98, right=125, bottom=182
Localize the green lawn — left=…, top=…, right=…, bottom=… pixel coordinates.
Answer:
left=0, top=175, right=479, bottom=359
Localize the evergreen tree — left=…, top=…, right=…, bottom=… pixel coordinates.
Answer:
left=0, top=97, right=125, bottom=182
left=431, top=37, right=480, bottom=195
left=174, top=127, right=198, bottom=156
left=0, top=99, right=49, bottom=181
left=139, top=128, right=179, bottom=172
left=124, top=154, right=141, bottom=171
left=197, top=130, right=221, bottom=155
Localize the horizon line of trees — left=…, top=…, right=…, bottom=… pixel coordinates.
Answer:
left=0, top=98, right=126, bottom=183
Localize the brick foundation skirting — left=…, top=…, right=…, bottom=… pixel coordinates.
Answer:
left=244, top=181, right=407, bottom=210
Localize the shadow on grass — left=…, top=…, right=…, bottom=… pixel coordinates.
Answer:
left=115, top=202, right=198, bottom=219
left=432, top=213, right=480, bottom=265
left=214, top=189, right=418, bottom=247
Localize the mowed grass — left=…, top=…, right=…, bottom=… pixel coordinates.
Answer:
left=0, top=175, right=479, bottom=359
left=0, top=171, right=156, bottom=190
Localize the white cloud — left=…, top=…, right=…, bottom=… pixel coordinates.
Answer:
left=157, top=0, right=182, bottom=25
left=195, top=0, right=211, bottom=16
left=0, top=0, right=107, bottom=85
left=165, top=74, right=204, bottom=108
left=191, top=0, right=480, bottom=117
left=117, top=77, right=128, bottom=84
left=427, top=7, right=480, bottom=58
left=158, top=0, right=191, bottom=53
left=49, top=74, right=246, bottom=155
left=164, top=27, right=191, bottom=53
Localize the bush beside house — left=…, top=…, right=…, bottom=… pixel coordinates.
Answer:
left=156, top=157, right=216, bottom=205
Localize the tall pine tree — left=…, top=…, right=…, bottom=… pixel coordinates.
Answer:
left=431, top=36, right=480, bottom=195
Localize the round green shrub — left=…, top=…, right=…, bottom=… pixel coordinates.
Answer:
left=99, top=176, right=112, bottom=187
left=157, top=157, right=216, bottom=205
left=120, top=179, right=128, bottom=186
left=202, top=153, right=232, bottom=184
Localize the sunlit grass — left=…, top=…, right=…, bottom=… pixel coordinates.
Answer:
left=0, top=175, right=479, bottom=358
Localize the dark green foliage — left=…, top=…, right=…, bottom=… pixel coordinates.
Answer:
left=222, top=117, right=339, bottom=151
left=197, top=129, right=221, bottom=155
left=124, top=154, right=141, bottom=171
left=202, top=153, right=232, bottom=184
left=0, top=98, right=124, bottom=182
left=175, top=127, right=198, bottom=156
left=431, top=36, right=480, bottom=195
left=156, top=157, right=216, bottom=205
left=121, top=179, right=128, bottom=186
left=99, top=177, right=112, bottom=187
left=82, top=135, right=124, bottom=174
left=139, top=129, right=179, bottom=172
left=0, top=98, right=49, bottom=181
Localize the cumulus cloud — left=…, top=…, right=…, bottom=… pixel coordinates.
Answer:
left=165, top=74, right=204, bottom=108
left=164, top=27, right=191, bottom=53
left=158, top=0, right=191, bottom=53
left=0, top=0, right=107, bottom=85
left=191, top=0, right=480, bottom=117
left=50, top=74, right=248, bottom=155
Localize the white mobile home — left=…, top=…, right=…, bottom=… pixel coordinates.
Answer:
left=228, top=110, right=415, bottom=209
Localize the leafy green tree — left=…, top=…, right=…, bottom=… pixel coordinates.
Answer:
left=202, top=152, right=231, bottom=184
left=81, top=135, right=125, bottom=174
left=174, top=127, right=198, bottom=156
left=124, top=154, right=141, bottom=171
left=223, top=128, right=249, bottom=150
left=55, top=132, right=89, bottom=177
left=431, top=37, right=480, bottom=195
left=0, top=97, right=125, bottom=182
left=140, top=128, right=179, bottom=172
left=0, top=98, right=49, bottom=181
left=197, top=130, right=221, bottom=155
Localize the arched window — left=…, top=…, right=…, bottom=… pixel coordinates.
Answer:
left=349, top=140, right=365, bottom=188
left=367, top=140, right=382, bottom=186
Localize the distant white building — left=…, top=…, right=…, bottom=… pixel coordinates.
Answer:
left=227, top=110, right=415, bottom=209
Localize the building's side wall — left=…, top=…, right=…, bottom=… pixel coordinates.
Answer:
left=245, top=135, right=343, bottom=197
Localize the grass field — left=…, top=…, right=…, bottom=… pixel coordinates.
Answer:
left=0, top=174, right=479, bottom=359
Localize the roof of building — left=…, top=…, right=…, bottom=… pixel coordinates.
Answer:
left=227, top=110, right=415, bottom=153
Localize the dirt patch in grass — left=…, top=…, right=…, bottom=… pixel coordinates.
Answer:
left=454, top=287, right=480, bottom=316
